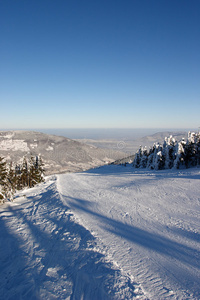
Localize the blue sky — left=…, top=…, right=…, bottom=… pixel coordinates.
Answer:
left=1, top=0, right=200, bottom=129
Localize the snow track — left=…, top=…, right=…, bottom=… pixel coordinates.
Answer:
left=0, top=165, right=200, bottom=299
left=0, top=175, right=143, bottom=300
left=58, top=166, right=200, bottom=300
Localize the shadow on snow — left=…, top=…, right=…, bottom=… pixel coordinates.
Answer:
left=64, top=195, right=200, bottom=271
left=0, top=183, right=137, bottom=300
left=86, top=165, right=200, bottom=180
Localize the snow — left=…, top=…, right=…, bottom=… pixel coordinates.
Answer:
left=30, top=143, right=38, bottom=149
left=0, top=139, right=29, bottom=151
left=46, top=145, right=54, bottom=151
left=2, top=133, right=14, bottom=139
left=0, top=165, right=200, bottom=299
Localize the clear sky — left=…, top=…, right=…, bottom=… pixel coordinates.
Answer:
left=1, top=0, right=200, bottom=129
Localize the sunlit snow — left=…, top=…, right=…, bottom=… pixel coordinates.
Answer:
left=0, top=165, right=200, bottom=299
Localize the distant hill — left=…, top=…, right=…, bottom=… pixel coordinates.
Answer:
left=133, top=131, right=188, bottom=149
left=76, top=131, right=188, bottom=155
left=0, top=131, right=126, bottom=175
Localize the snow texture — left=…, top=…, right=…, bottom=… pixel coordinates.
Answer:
left=0, top=165, right=200, bottom=299
left=0, top=139, right=29, bottom=152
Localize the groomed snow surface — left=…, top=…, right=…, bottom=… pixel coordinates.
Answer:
left=0, top=165, right=200, bottom=299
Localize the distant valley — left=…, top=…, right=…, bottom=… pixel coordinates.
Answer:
left=0, top=131, right=126, bottom=175
left=76, top=131, right=188, bottom=154
left=0, top=130, right=189, bottom=175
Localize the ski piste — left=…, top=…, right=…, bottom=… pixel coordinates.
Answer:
left=1, top=165, right=200, bottom=299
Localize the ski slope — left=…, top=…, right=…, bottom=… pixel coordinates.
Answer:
left=0, top=165, right=200, bottom=299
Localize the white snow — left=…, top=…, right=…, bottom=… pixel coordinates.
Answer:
left=2, top=133, right=14, bottom=139
left=46, top=145, right=54, bottom=151
left=30, top=143, right=38, bottom=149
left=0, top=139, right=29, bottom=151
left=0, top=165, right=200, bottom=299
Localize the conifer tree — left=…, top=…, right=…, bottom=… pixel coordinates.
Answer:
left=0, top=154, right=45, bottom=202
left=0, top=156, right=8, bottom=201
left=196, top=132, right=200, bottom=165
left=152, top=143, right=161, bottom=169
left=165, top=136, right=176, bottom=169
left=185, top=132, right=198, bottom=168
left=29, top=156, right=35, bottom=187
left=6, top=162, right=17, bottom=201
left=133, top=146, right=142, bottom=168
left=173, top=139, right=186, bottom=169
left=146, top=145, right=155, bottom=169
left=21, top=156, right=29, bottom=188
left=155, top=150, right=165, bottom=170
left=15, top=164, right=22, bottom=190
left=133, top=131, right=200, bottom=171
left=29, top=155, right=45, bottom=187
left=140, top=147, right=148, bottom=168
left=37, top=155, right=45, bottom=182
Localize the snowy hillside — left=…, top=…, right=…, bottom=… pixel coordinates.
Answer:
left=0, top=165, right=200, bottom=299
left=0, top=131, right=125, bottom=174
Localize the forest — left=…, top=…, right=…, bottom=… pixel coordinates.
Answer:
left=0, top=155, right=44, bottom=202
left=133, top=131, right=200, bottom=170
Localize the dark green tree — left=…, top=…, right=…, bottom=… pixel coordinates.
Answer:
left=6, top=162, right=17, bottom=201
left=20, top=156, right=29, bottom=188
left=29, top=155, right=45, bottom=187
left=0, top=156, right=8, bottom=201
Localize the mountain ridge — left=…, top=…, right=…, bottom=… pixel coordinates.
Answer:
left=0, top=130, right=125, bottom=175
left=75, top=131, right=188, bottom=154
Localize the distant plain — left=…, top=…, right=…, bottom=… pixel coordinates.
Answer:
left=38, top=128, right=192, bottom=154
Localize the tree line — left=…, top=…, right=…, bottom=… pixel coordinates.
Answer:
left=133, top=131, right=200, bottom=170
left=0, top=155, right=45, bottom=202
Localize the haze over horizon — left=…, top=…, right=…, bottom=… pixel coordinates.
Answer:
left=0, top=127, right=197, bottom=142
left=1, top=0, right=200, bottom=129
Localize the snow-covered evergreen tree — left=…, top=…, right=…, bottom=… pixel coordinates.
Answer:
left=15, top=164, right=22, bottom=190
left=0, top=154, right=45, bottom=202
left=133, top=131, right=200, bottom=171
left=185, top=132, right=198, bottom=168
left=165, top=136, right=176, bottom=169
left=21, top=156, right=29, bottom=188
left=133, top=146, right=142, bottom=168
left=173, top=138, right=186, bottom=169
left=140, top=147, right=148, bottom=168
left=36, top=155, right=45, bottom=183
left=196, top=132, right=200, bottom=165
left=6, top=162, right=17, bottom=201
left=146, top=145, right=155, bottom=169
left=154, top=149, right=165, bottom=170
left=29, top=155, right=44, bottom=187
left=152, top=144, right=163, bottom=170
left=146, top=143, right=163, bottom=170
left=0, top=156, right=8, bottom=201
